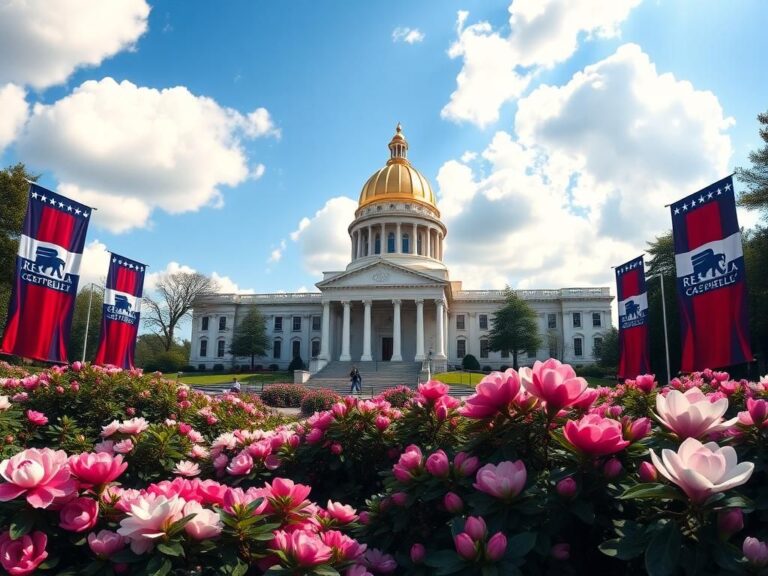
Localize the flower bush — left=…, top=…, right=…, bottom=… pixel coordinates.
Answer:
left=301, top=389, right=342, bottom=416
left=0, top=360, right=765, bottom=574
left=261, top=384, right=310, bottom=408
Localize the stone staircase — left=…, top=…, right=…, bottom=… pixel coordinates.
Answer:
left=308, top=361, right=421, bottom=394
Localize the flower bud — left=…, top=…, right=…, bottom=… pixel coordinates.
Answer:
left=454, top=533, right=477, bottom=560
left=717, top=509, right=744, bottom=541
left=410, top=543, right=425, bottom=564
left=453, top=452, right=479, bottom=477
left=603, top=458, right=623, bottom=479
left=638, top=461, right=657, bottom=483
left=391, top=492, right=407, bottom=506
left=743, top=537, right=768, bottom=567
left=464, top=516, right=487, bottom=541
left=486, top=532, right=507, bottom=561
left=556, top=477, right=577, bottom=499
left=443, top=491, right=464, bottom=514
left=426, top=450, right=450, bottom=477
left=552, top=543, right=570, bottom=561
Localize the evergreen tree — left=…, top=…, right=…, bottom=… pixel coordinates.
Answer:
left=487, top=288, right=542, bottom=370
left=595, top=327, right=620, bottom=369
left=736, top=109, right=768, bottom=218
left=229, top=307, right=269, bottom=370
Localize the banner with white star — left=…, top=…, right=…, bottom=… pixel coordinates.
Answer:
left=1, top=183, right=93, bottom=362
left=615, top=255, right=650, bottom=379
left=94, top=253, right=146, bottom=369
left=670, top=175, right=752, bottom=371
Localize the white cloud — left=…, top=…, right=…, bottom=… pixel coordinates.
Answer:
left=392, top=27, right=425, bottom=44
left=79, top=240, right=112, bottom=288
left=17, top=78, right=278, bottom=233
left=439, top=45, right=734, bottom=292
left=268, top=240, right=287, bottom=264
left=0, top=0, right=150, bottom=89
left=290, top=197, right=358, bottom=276
left=442, top=0, right=641, bottom=127
left=0, top=84, right=28, bottom=151
left=144, top=261, right=252, bottom=294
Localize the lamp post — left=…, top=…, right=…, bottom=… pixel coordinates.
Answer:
left=81, top=282, right=103, bottom=362
left=648, top=272, right=672, bottom=385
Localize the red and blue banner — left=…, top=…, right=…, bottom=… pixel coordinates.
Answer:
left=94, top=253, right=146, bottom=369
left=671, top=175, right=752, bottom=372
left=1, top=183, right=93, bottom=363
left=616, top=255, right=650, bottom=379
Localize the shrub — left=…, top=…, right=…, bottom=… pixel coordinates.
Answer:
left=576, top=363, right=614, bottom=378
left=462, top=353, right=480, bottom=371
left=499, top=364, right=510, bottom=371
left=482, top=365, right=492, bottom=372
left=288, top=356, right=306, bottom=372
left=269, top=363, right=279, bottom=371
left=212, top=363, right=224, bottom=372
left=254, top=364, right=263, bottom=371
left=261, top=384, right=309, bottom=408
left=378, top=385, right=417, bottom=408
left=197, top=364, right=206, bottom=371
left=181, top=365, right=196, bottom=372
left=300, top=388, right=341, bottom=415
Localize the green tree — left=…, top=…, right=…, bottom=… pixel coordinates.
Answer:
left=743, top=226, right=768, bottom=375
left=229, top=307, right=269, bottom=370
left=487, top=289, right=542, bottom=370
left=595, top=327, right=620, bottom=369
left=0, top=164, right=37, bottom=332
left=69, top=286, right=104, bottom=362
left=134, top=333, right=188, bottom=372
left=735, top=109, right=768, bottom=218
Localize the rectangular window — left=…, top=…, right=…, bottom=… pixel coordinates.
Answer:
left=501, top=349, right=509, bottom=358
left=593, top=337, right=603, bottom=357
left=456, top=315, right=465, bottom=330
left=592, top=312, right=602, bottom=327
left=201, top=316, right=209, bottom=331
left=572, top=312, right=581, bottom=328
left=312, top=315, right=321, bottom=331
left=311, top=340, right=320, bottom=358
left=292, top=316, right=302, bottom=331
left=479, top=314, right=488, bottom=330
left=199, top=340, right=207, bottom=357
left=219, top=316, right=226, bottom=331
left=547, top=313, right=557, bottom=329
left=292, top=340, right=301, bottom=359
left=574, top=337, right=583, bottom=357
left=457, top=339, right=466, bottom=358
left=480, top=339, right=489, bottom=359
left=274, top=316, right=283, bottom=332
left=217, top=340, right=225, bottom=358
left=273, top=340, right=282, bottom=359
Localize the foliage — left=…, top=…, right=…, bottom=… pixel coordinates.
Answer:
left=68, top=286, right=105, bottom=363
left=229, top=307, right=270, bottom=370
left=288, top=355, right=307, bottom=372
left=487, top=288, right=542, bottom=369
left=261, top=384, right=309, bottom=408
left=135, top=333, right=190, bottom=372
left=461, top=354, right=480, bottom=371
left=736, top=109, right=768, bottom=218
left=300, top=389, right=341, bottom=416
left=596, top=326, right=620, bottom=369
left=379, top=385, right=417, bottom=408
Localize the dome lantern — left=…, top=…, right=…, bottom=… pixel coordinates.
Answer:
left=388, top=122, right=408, bottom=163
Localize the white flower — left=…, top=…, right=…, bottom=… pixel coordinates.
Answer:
left=655, top=387, right=737, bottom=439
left=173, top=461, right=201, bottom=477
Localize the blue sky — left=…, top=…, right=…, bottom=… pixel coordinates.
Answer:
left=0, top=0, right=766, bottom=337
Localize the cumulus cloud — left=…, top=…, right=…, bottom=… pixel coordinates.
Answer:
left=78, top=240, right=112, bottom=288
left=392, top=27, right=425, bottom=44
left=439, top=45, right=734, bottom=291
left=290, top=197, right=358, bottom=276
left=268, top=240, right=287, bottom=264
left=17, top=78, right=278, bottom=233
left=0, top=0, right=150, bottom=89
left=442, top=0, right=641, bottom=127
left=0, top=84, right=28, bottom=151
left=144, top=261, right=252, bottom=294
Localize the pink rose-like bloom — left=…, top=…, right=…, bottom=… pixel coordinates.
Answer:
left=274, top=530, right=332, bottom=567
left=174, top=461, right=201, bottom=477
left=26, top=410, right=47, bottom=426
left=638, top=461, right=658, bottom=483
left=552, top=543, right=571, bottom=560
left=0, top=448, right=76, bottom=508
left=0, top=530, right=48, bottom=575
left=69, top=452, right=128, bottom=486
left=650, top=437, right=754, bottom=504
left=266, top=477, right=312, bottom=510
left=556, top=477, right=577, bottom=499
left=655, top=387, right=737, bottom=439
left=417, top=380, right=450, bottom=401
left=59, top=497, right=99, bottom=532
left=87, top=530, right=126, bottom=559
left=453, top=452, right=480, bottom=477
left=454, top=533, right=477, bottom=560
left=464, top=516, right=487, bottom=541
left=425, top=450, right=450, bottom=477
left=94, top=440, right=115, bottom=455
left=113, top=439, right=134, bottom=454
left=564, top=414, right=630, bottom=456
left=321, top=530, right=367, bottom=562
left=410, top=543, right=425, bottom=564
left=444, top=491, right=464, bottom=514
left=634, top=374, right=657, bottom=393
left=460, top=370, right=521, bottom=419
left=374, top=415, right=391, bottom=431
left=520, top=359, right=588, bottom=415
left=474, top=460, right=527, bottom=500
left=100, top=420, right=120, bottom=437
left=622, top=417, right=652, bottom=442
left=486, top=532, right=507, bottom=561
left=393, top=445, right=423, bottom=483
left=327, top=500, right=358, bottom=524
left=744, top=537, right=768, bottom=567
left=183, top=500, right=223, bottom=540
left=738, top=398, right=768, bottom=429
left=118, top=417, right=149, bottom=435
left=117, top=494, right=186, bottom=554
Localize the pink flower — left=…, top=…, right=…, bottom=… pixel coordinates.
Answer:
left=655, top=387, right=737, bottom=439
left=320, top=530, right=367, bottom=562
left=327, top=500, right=358, bottom=524
left=717, top=508, right=744, bottom=540
left=454, top=533, right=477, bottom=560
left=374, top=415, right=391, bottom=431
left=0, top=396, right=10, bottom=411
left=520, top=359, right=588, bottom=415
left=552, top=543, right=570, bottom=560
left=650, top=437, right=754, bottom=504
left=26, top=410, right=47, bottom=426
left=117, top=494, right=186, bottom=554
left=425, top=449, right=449, bottom=477
left=183, top=500, right=223, bottom=540
left=486, top=532, right=507, bottom=561
left=363, top=548, right=397, bottom=573
left=634, top=374, right=657, bottom=393
left=59, top=497, right=99, bottom=532
left=417, top=380, right=450, bottom=401
left=274, top=530, right=332, bottom=567
left=444, top=491, right=464, bottom=513
left=94, top=440, right=115, bottom=455
left=0, top=530, right=48, bottom=575
left=0, top=448, right=76, bottom=508
left=118, top=417, right=149, bottom=435
left=69, top=452, right=128, bottom=486
left=392, top=445, right=423, bottom=483
left=390, top=492, right=407, bottom=506
left=266, top=477, right=312, bottom=511
left=564, top=414, right=629, bottom=456
left=603, top=458, right=623, bottom=479
left=453, top=452, right=479, bottom=477
left=174, top=461, right=201, bottom=477
left=638, top=461, right=657, bottom=482
left=410, top=543, right=425, bottom=564
left=738, top=398, right=768, bottom=429
left=226, top=451, right=253, bottom=476
left=743, top=537, right=768, bottom=567
left=459, top=370, right=521, bottom=419
left=556, top=477, right=577, bottom=499
left=474, top=460, right=527, bottom=500
left=571, top=387, right=598, bottom=410
left=622, top=417, right=651, bottom=442
left=87, top=530, right=126, bottom=559
left=464, top=516, right=487, bottom=540
left=113, top=439, right=134, bottom=454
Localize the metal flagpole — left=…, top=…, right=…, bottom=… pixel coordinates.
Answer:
left=82, top=283, right=95, bottom=362
left=656, top=272, right=672, bottom=385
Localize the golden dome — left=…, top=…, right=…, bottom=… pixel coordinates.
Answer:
left=358, top=124, right=438, bottom=214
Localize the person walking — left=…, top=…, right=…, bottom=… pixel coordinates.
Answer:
left=349, top=366, right=361, bottom=394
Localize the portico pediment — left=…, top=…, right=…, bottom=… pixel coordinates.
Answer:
left=316, top=260, right=446, bottom=290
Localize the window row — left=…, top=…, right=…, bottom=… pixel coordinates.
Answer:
left=454, top=312, right=602, bottom=332
left=454, top=336, right=603, bottom=359
left=198, top=339, right=227, bottom=358
left=571, top=312, right=602, bottom=328
left=273, top=315, right=322, bottom=332
left=199, top=338, right=322, bottom=360
left=455, top=314, right=489, bottom=331
left=200, top=316, right=228, bottom=331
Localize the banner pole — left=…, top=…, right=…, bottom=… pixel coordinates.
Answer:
left=658, top=272, right=672, bottom=385
left=82, top=283, right=95, bottom=362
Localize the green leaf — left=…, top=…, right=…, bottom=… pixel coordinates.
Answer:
left=619, top=483, right=683, bottom=501
left=644, top=521, right=682, bottom=576
left=231, top=560, right=249, bottom=576
left=570, top=500, right=595, bottom=525
left=9, top=510, right=35, bottom=539
left=481, top=566, right=499, bottom=576
left=424, top=550, right=466, bottom=575
left=157, top=541, right=184, bottom=557
left=507, top=532, right=536, bottom=559
left=599, top=536, right=647, bottom=560
left=310, top=566, right=340, bottom=576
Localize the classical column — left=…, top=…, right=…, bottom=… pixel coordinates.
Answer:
left=437, top=233, right=443, bottom=260
left=435, top=298, right=445, bottom=358
left=320, top=301, right=330, bottom=360
left=350, top=232, right=355, bottom=260
left=396, top=222, right=402, bottom=253
left=367, top=225, right=372, bottom=256
left=426, top=227, right=431, bottom=259
left=415, top=299, right=425, bottom=361
left=356, top=230, right=361, bottom=260
left=381, top=222, right=386, bottom=254
left=340, top=300, right=351, bottom=361
left=412, top=223, right=418, bottom=254
left=391, top=299, right=402, bottom=361
left=361, top=299, right=372, bottom=361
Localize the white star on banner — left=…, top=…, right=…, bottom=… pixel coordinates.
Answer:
left=683, top=203, right=689, bottom=211
left=674, top=207, right=680, bottom=215
left=49, top=197, right=56, bottom=205
left=707, top=191, right=713, bottom=199
left=725, top=183, right=732, bottom=191
left=74, top=208, right=81, bottom=215
left=31, top=191, right=38, bottom=199
left=112, top=257, right=117, bottom=263
left=67, top=205, right=73, bottom=211
left=40, top=195, right=47, bottom=202
left=717, top=188, right=722, bottom=195
left=83, top=212, right=89, bottom=218
left=699, top=195, right=705, bottom=204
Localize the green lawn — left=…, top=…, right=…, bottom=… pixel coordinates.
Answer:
left=433, top=372, right=485, bottom=386
left=179, top=372, right=292, bottom=386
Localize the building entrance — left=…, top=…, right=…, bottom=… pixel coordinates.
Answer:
left=382, top=337, right=393, bottom=361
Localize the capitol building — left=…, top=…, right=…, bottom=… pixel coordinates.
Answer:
left=189, top=125, right=613, bottom=381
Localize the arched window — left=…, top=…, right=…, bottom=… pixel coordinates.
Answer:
left=273, top=339, right=282, bottom=359
left=387, top=232, right=395, bottom=253
left=199, top=339, right=208, bottom=357
left=375, top=234, right=381, bottom=254
left=217, top=339, right=225, bottom=358
left=402, top=233, right=410, bottom=253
